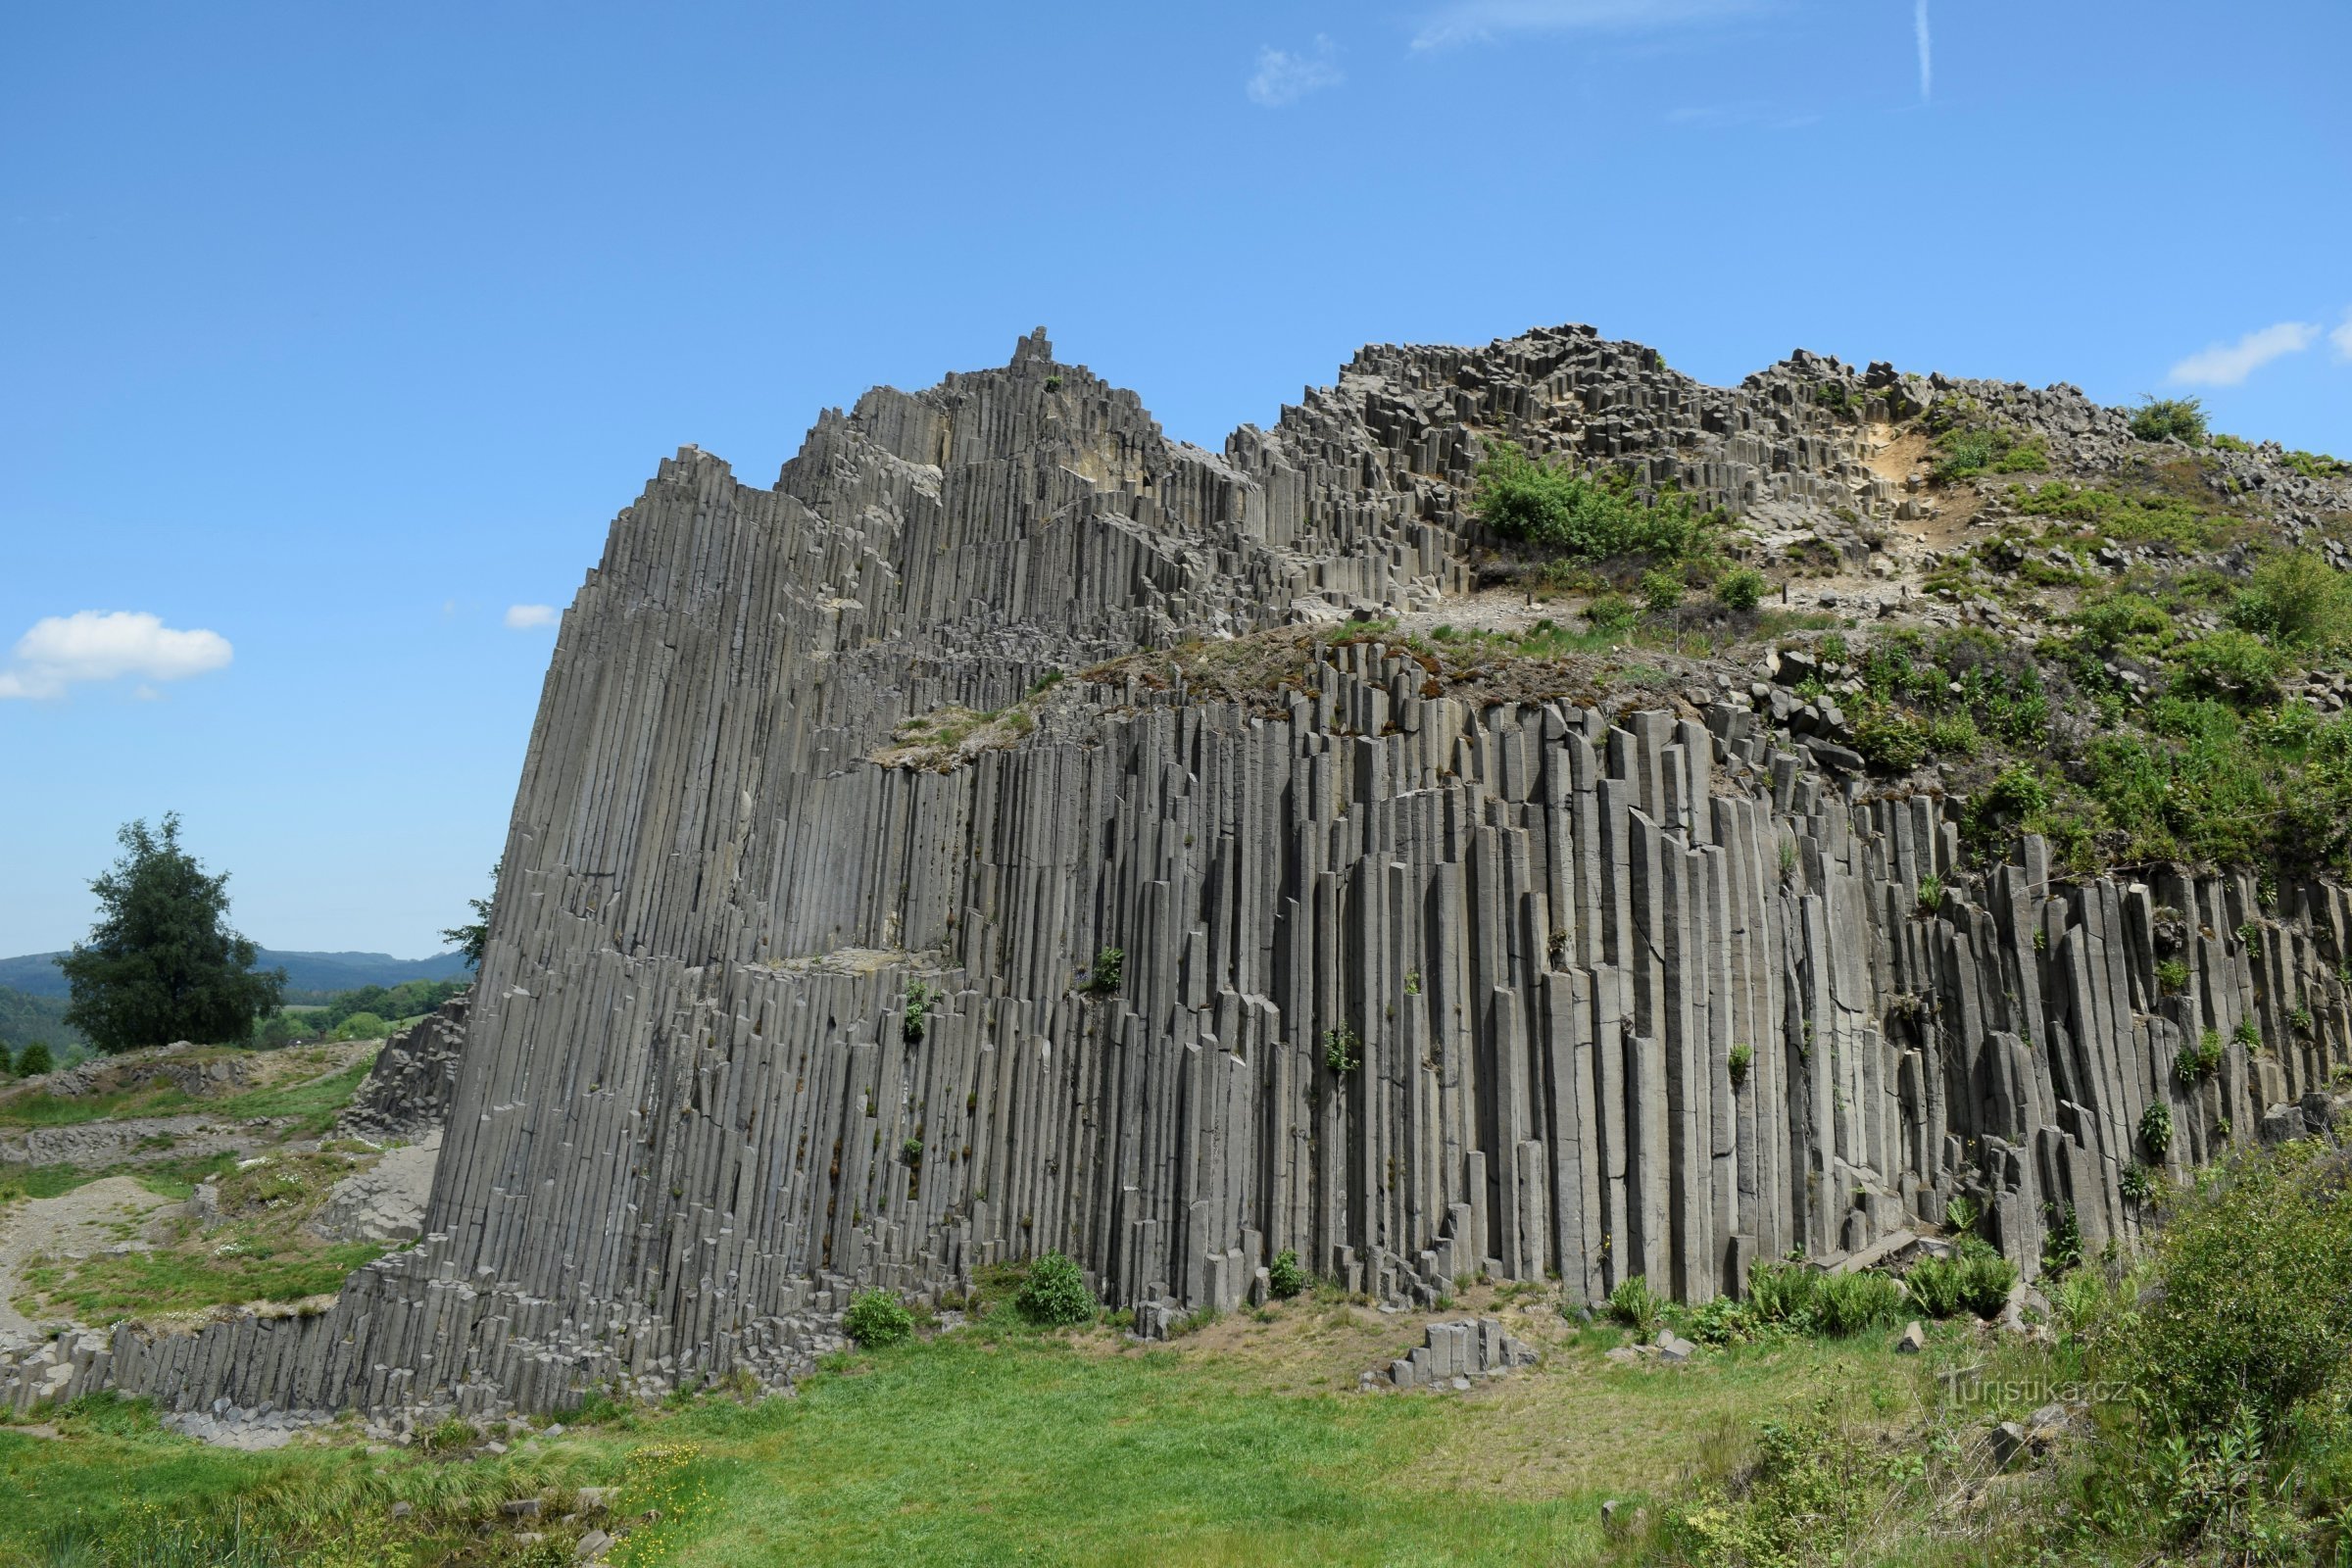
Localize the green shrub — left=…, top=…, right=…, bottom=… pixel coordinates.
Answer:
left=330, top=1011, right=389, bottom=1042
left=2118, top=1132, right=2352, bottom=1442
left=1015, top=1250, right=1098, bottom=1326
left=1745, top=1258, right=1820, bottom=1327
left=1639, top=568, right=1685, bottom=611
left=2130, top=396, right=2209, bottom=446
left=2122, top=1162, right=2156, bottom=1204
left=1812, top=1270, right=1903, bottom=1336
left=1727, top=1042, right=1753, bottom=1086
left=16, top=1042, right=53, bottom=1077
left=1674, top=1402, right=1888, bottom=1568
left=2230, top=551, right=2352, bottom=650
left=2280, top=448, right=2352, bottom=480
left=1715, top=564, right=1767, bottom=611
left=2073, top=590, right=2174, bottom=650
left=1916, top=873, right=1942, bottom=914
left=1688, top=1296, right=1759, bottom=1347
left=1954, top=1237, right=2018, bottom=1317
left=1321, top=1026, right=1361, bottom=1074
left=1081, top=948, right=1123, bottom=995
left=1472, top=442, right=1714, bottom=562
left=2170, top=631, right=2285, bottom=707
left=2141, top=1100, right=2175, bottom=1158
left=1945, top=1194, right=1982, bottom=1238
left=1904, top=1255, right=1965, bottom=1319
left=1586, top=592, right=1638, bottom=635
left=2042, top=1202, right=2084, bottom=1276
left=902, top=980, right=934, bottom=1043
left=2177, top=1030, right=2226, bottom=1086
left=1267, top=1250, right=1305, bottom=1300
left=1992, top=438, right=2049, bottom=473
left=2156, top=957, right=2190, bottom=993
left=1606, top=1274, right=1664, bottom=1338
left=843, top=1288, right=914, bottom=1348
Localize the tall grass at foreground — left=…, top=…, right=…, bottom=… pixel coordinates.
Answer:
left=1647, top=1123, right=2352, bottom=1567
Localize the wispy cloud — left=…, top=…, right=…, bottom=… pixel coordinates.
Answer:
left=1247, top=35, right=1344, bottom=106
left=2168, top=321, right=2322, bottom=387
left=2332, top=309, right=2352, bottom=362
left=504, top=604, right=561, bottom=630
left=1411, top=0, right=1760, bottom=51
left=1914, top=0, right=1932, bottom=101
left=0, top=611, right=232, bottom=701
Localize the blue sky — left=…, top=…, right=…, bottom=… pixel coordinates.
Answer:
left=3, top=0, right=2347, bottom=959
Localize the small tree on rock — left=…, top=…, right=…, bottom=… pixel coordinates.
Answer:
left=440, top=857, right=503, bottom=971
left=59, top=814, right=284, bottom=1053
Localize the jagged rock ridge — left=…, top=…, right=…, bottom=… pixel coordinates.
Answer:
left=28, top=324, right=2352, bottom=1419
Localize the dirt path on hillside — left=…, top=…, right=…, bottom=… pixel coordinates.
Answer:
left=0, top=1176, right=172, bottom=1338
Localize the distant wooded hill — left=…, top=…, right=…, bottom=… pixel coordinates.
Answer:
left=0, top=986, right=82, bottom=1052
left=0, top=948, right=473, bottom=1004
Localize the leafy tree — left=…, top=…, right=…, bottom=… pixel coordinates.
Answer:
left=17, top=1042, right=55, bottom=1077
left=440, top=857, right=503, bottom=971
left=2130, top=395, right=2208, bottom=446
left=59, top=814, right=285, bottom=1054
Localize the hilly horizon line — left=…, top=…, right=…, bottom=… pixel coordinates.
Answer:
left=0, top=945, right=473, bottom=1002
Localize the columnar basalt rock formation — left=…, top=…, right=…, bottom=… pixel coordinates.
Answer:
left=23, top=324, right=2352, bottom=1420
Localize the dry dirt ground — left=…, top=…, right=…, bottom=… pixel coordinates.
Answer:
left=0, top=1177, right=172, bottom=1339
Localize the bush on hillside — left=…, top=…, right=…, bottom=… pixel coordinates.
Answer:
left=1267, top=1250, right=1305, bottom=1300
left=1607, top=1274, right=1664, bottom=1338
left=2130, top=395, right=2209, bottom=446
left=1472, top=442, right=1714, bottom=562
left=2120, top=1131, right=2352, bottom=1441
left=16, top=1042, right=54, bottom=1077
left=843, top=1288, right=914, bottom=1348
left=2230, top=550, right=2352, bottom=651
left=1016, top=1251, right=1098, bottom=1326
left=330, top=1011, right=391, bottom=1042
left=1714, top=564, right=1767, bottom=611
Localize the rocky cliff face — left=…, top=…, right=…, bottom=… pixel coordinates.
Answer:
left=71, top=325, right=2352, bottom=1418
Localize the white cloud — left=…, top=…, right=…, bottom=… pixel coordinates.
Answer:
left=504, top=604, right=561, bottom=630
left=1248, top=35, right=1344, bottom=106
left=2332, top=309, right=2352, bottom=362
left=0, top=611, right=231, bottom=701
left=1914, top=0, right=1932, bottom=101
left=2167, top=320, right=2322, bottom=387
left=1411, top=0, right=1760, bottom=51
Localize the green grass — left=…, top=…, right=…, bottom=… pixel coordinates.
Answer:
left=0, top=1304, right=1941, bottom=1567
left=0, top=1052, right=379, bottom=1136
left=19, top=1238, right=386, bottom=1320
left=200, top=1054, right=376, bottom=1134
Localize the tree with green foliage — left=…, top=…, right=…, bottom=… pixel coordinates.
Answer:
left=16, top=1042, right=54, bottom=1077
left=439, top=857, right=502, bottom=971
left=2130, top=395, right=2208, bottom=446
left=1471, top=441, right=1714, bottom=562
left=59, top=815, right=284, bottom=1054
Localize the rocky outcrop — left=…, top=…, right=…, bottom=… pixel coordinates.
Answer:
left=37, top=324, right=2352, bottom=1421
left=339, top=994, right=469, bottom=1141
left=1383, top=1317, right=1540, bottom=1390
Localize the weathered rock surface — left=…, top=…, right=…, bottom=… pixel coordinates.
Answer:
left=18, top=324, right=2352, bottom=1420
left=339, top=994, right=469, bottom=1140
left=1384, top=1316, right=1539, bottom=1389
left=307, top=1131, right=442, bottom=1245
